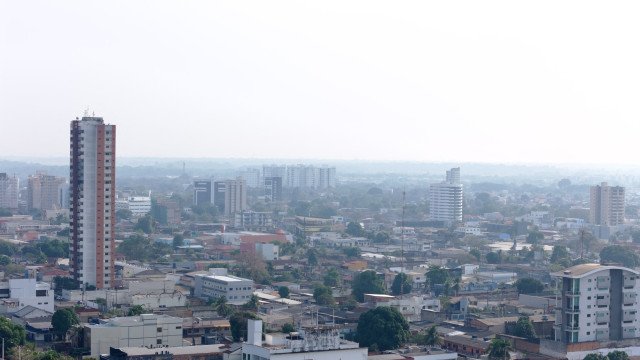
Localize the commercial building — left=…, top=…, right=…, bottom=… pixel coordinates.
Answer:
left=429, top=167, right=463, bottom=225
left=84, top=314, right=183, bottom=358
left=263, top=176, right=283, bottom=202
left=152, top=197, right=181, bottom=225
left=116, top=196, right=151, bottom=217
left=234, top=211, right=273, bottom=230
left=212, top=181, right=226, bottom=213
left=26, top=173, right=67, bottom=211
left=193, top=179, right=212, bottom=207
left=0, top=173, right=19, bottom=210
left=193, top=268, right=254, bottom=305
left=552, top=263, right=639, bottom=344
left=223, top=177, right=247, bottom=216
left=69, top=115, right=116, bottom=289
left=590, top=182, right=625, bottom=226
left=0, top=278, right=54, bottom=313
left=239, top=319, right=367, bottom=360
left=285, top=165, right=336, bottom=189
left=262, top=165, right=286, bottom=183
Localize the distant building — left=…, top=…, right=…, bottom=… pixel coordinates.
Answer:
left=238, top=168, right=261, bottom=188
left=26, top=173, right=67, bottom=211
left=285, top=165, right=336, bottom=189
left=262, top=165, right=286, bottom=183
left=85, top=314, right=183, bottom=358
left=70, top=116, right=116, bottom=289
left=429, top=167, right=463, bottom=225
left=193, top=268, right=254, bottom=305
left=223, top=177, right=247, bottom=216
left=0, top=278, right=54, bottom=313
left=264, top=176, right=283, bottom=202
left=590, top=182, right=625, bottom=226
left=152, top=197, right=181, bottom=225
left=193, top=179, right=212, bottom=206
left=0, top=173, right=19, bottom=210
left=212, top=181, right=226, bottom=213
left=116, top=196, right=151, bottom=217
left=234, top=210, right=273, bottom=230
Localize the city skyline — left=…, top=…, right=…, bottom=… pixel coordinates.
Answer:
left=3, top=1, right=640, bottom=165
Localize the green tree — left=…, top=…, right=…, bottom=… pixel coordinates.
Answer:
left=470, top=249, right=481, bottom=261
left=515, top=278, right=544, bottom=294
left=229, top=311, right=259, bottom=341
left=512, top=316, right=537, bottom=339
left=352, top=270, right=385, bottom=302
left=424, top=325, right=440, bottom=346
left=346, top=222, right=364, bottom=237
left=278, top=286, right=290, bottom=298
left=551, top=245, right=571, bottom=267
left=487, top=338, right=511, bottom=360
left=425, top=265, right=451, bottom=289
left=606, top=350, right=630, bottom=360
left=307, top=249, right=318, bottom=267
left=117, top=234, right=151, bottom=261
left=527, top=230, right=544, bottom=244
left=243, top=294, right=260, bottom=311
left=212, top=296, right=234, bottom=317
left=342, top=247, right=361, bottom=258
left=127, top=305, right=148, bottom=316
left=172, top=234, right=185, bottom=248
left=0, top=316, right=25, bottom=350
left=391, top=273, right=412, bottom=296
left=583, top=354, right=607, bottom=360
left=51, top=308, right=79, bottom=340
left=356, top=307, right=409, bottom=351
left=323, top=268, right=341, bottom=287
left=374, top=231, right=390, bottom=243
left=116, top=209, right=133, bottom=220
left=0, top=255, right=10, bottom=266
left=0, top=208, right=12, bottom=217
left=600, top=245, right=640, bottom=268
left=53, top=276, right=79, bottom=293
left=281, top=323, right=295, bottom=333
left=134, top=214, right=155, bottom=234
left=313, top=285, right=335, bottom=305
left=486, top=251, right=501, bottom=264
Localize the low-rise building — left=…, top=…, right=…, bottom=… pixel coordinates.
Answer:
left=85, top=314, right=183, bottom=358
left=193, top=269, right=254, bottom=305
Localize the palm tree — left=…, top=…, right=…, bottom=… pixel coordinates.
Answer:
left=212, top=296, right=233, bottom=317
left=424, top=325, right=440, bottom=346
left=453, top=277, right=461, bottom=296
left=488, top=338, right=511, bottom=360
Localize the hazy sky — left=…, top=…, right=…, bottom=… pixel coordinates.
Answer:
left=2, top=1, right=640, bottom=164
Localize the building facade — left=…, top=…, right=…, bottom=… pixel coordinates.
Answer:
left=552, top=264, right=639, bottom=344
left=0, top=173, right=19, bottom=210
left=193, top=269, right=254, bottom=305
left=429, top=167, right=463, bottom=225
left=193, top=179, right=212, bottom=207
left=69, top=116, right=116, bottom=289
left=27, top=173, right=67, bottom=212
left=590, top=182, right=625, bottom=226
left=263, top=176, right=283, bottom=202
left=223, top=177, right=247, bottom=216
left=85, top=314, right=183, bottom=358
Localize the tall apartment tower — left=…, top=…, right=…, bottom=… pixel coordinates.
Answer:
left=0, top=173, right=19, bottom=211
left=264, top=177, right=283, bottom=202
left=224, top=177, right=247, bottom=216
left=69, top=116, right=116, bottom=289
left=590, top=182, right=625, bottom=226
left=429, top=167, right=463, bottom=225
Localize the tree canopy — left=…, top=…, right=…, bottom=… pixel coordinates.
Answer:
left=313, top=285, right=334, bottom=305
left=352, top=270, right=385, bottom=302
left=51, top=308, right=79, bottom=340
left=356, top=306, right=409, bottom=351
left=278, top=286, right=290, bottom=298
left=0, top=316, right=25, bottom=350
left=346, top=222, right=364, bottom=237
left=600, top=245, right=640, bottom=268
left=512, top=316, right=537, bottom=340
left=391, top=273, right=412, bottom=296
left=229, top=311, right=259, bottom=342
left=515, top=278, right=544, bottom=294
left=487, top=338, right=511, bottom=359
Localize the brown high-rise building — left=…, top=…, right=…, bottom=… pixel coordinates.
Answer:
left=590, top=182, right=625, bottom=226
left=69, top=116, right=116, bottom=289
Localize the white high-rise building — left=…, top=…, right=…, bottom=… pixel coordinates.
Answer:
left=429, top=167, right=463, bottom=225
left=224, top=177, right=247, bottom=216
left=69, top=116, right=116, bottom=289
left=238, top=168, right=261, bottom=188
left=0, top=173, right=19, bottom=210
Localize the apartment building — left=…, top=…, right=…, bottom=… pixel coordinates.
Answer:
left=0, top=173, right=19, bottom=210
left=590, top=182, right=625, bottom=226
left=429, top=167, right=463, bottom=225
left=27, top=173, right=67, bottom=211
left=223, top=177, right=247, bottom=216
left=552, top=263, right=639, bottom=344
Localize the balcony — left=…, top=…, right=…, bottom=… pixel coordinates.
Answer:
left=566, top=290, right=580, bottom=296
left=566, top=324, right=580, bottom=331
left=565, top=307, right=580, bottom=313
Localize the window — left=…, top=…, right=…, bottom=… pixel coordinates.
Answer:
left=36, top=290, right=47, bottom=297
left=157, top=327, right=162, bottom=332
left=156, top=339, right=162, bottom=344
